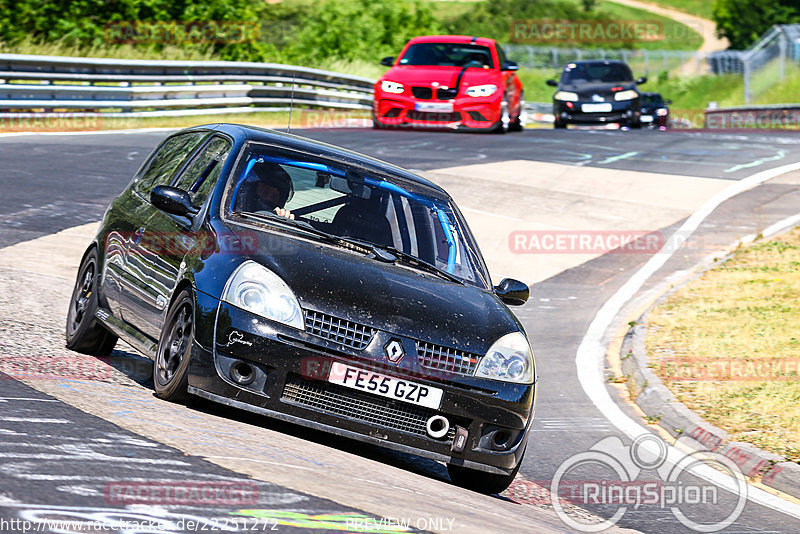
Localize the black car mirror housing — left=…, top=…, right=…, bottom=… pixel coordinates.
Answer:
left=151, top=185, right=199, bottom=217
left=495, top=278, right=529, bottom=306
left=546, top=79, right=558, bottom=87
left=636, top=76, right=647, bottom=84
left=501, top=60, right=519, bottom=71
left=380, top=56, right=394, bottom=67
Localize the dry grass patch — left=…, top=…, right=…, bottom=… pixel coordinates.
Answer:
left=648, top=228, right=800, bottom=462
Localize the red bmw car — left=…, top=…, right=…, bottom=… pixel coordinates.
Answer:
left=373, top=35, right=525, bottom=133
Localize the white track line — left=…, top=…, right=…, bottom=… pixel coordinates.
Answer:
left=576, top=161, right=800, bottom=519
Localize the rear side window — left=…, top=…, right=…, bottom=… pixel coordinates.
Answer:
left=172, top=136, right=232, bottom=206
left=132, top=131, right=207, bottom=196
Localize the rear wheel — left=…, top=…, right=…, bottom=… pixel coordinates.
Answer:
left=65, top=248, right=117, bottom=355
left=154, top=289, right=194, bottom=402
left=447, top=448, right=525, bottom=495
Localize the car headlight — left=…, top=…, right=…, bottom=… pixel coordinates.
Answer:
left=475, top=332, right=535, bottom=384
left=656, top=108, right=669, bottom=116
left=221, top=261, right=304, bottom=330
left=465, top=84, right=498, bottom=97
left=380, top=80, right=405, bottom=94
left=614, top=90, right=638, bottom=101
left=554, top=91, right=579, bottom=102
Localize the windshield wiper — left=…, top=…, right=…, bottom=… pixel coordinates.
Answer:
left=380, top=245, right=465, bottom=285
left=238, top=211, right=375, bottom=255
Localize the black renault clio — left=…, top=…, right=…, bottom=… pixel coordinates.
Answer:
left=66, top=124, right=536, bottom=494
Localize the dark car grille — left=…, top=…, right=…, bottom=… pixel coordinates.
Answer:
left=416, top=341, right=480, bottom=376
left=411, top=86, right=433, bottom=99
left=406, top=110, right=461, bottom=122
left=304, top=310, right=375, bottom=350
left=282, top=374, right=457, bottom=442
left=436, top=88, right=457, bottom=100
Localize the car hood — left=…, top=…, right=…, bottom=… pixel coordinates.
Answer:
left=560, top=82, right=637, bottom=99
left=382, top=66, right=499, bottom=89
left=228, top=223, right=519, bottom=353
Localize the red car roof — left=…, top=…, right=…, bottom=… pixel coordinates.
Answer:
left=406, top=35, right=496, bottom=47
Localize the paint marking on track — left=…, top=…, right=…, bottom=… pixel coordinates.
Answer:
left=576, top=160, right=800, bottom=519
left=598, top=151, right=638, bottom=165
left=0, top=398, right=60, bottom=402
left=724, top=149, right=786, bottom=173
left=0, top=417, right=70, bottom=423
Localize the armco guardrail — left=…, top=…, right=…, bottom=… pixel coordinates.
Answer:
left=704, top=104, right=800, bottom=129
left=0, top=53, right=375, bottom=116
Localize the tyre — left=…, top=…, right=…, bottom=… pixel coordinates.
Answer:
left=553, top=119, right=567, bottom=129
left=66, top=248, right=117, bottom=356
left=154, top=289, right=194, bottom=402
left=447, top=448, right=525, bottom=495
left=492, top=102, right=510, bottom=134
left=509, top=93, right=525, bottom=132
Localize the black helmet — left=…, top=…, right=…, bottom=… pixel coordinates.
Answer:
left=250, top=162, right=294, bottom=206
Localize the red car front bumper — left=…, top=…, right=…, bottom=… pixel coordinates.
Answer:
left=374, top=92, right=503, bottom=131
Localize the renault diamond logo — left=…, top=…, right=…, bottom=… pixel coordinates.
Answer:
left=384, top=339, right=405, bottom=363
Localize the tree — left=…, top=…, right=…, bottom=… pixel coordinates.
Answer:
left=713, top=0, right=800, bottom=49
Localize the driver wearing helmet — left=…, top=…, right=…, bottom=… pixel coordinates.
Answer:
left=238, top=162, right=295, bottom=219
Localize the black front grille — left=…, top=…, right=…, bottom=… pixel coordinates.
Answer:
left=304, top=310, right=375, bottom=350
left=416, top=341, right=479, bottom=376
left=406, top=110, right=461, bottom=122
left=436, top=88, right=458, bottom=100
left=282, top=374, right=456, bottom=441
left=411, top=86, right=433, bottom=99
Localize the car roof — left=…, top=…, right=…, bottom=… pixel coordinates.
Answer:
left=196, top=123, right=446, bottom=195
left=406, top=35, right=496, bottom=47
left=565, top=59, right=629, bottom=66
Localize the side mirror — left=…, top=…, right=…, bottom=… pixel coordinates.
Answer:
left=546, top=79, right=558, bottom=87
left=495, top=278, right=529, bottom=306
left=151, top=185, right=199, bottom=217
left=501, top=60, right=519, bottom=71
left=665, top=99, right=672, bottom=105
left=380, top=56, right=394, bottom=67
left=636, top=76, right=647, bottom=84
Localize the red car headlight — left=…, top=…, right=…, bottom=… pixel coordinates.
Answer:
left=380, top=80, right=405, bottom=94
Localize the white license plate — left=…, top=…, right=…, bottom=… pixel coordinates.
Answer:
left=328, top=362, right=443, bottom=409
left=640, top=115, right=654, bottom=122
left=415, top=102, right=454, bottom=113
left=581, top=103, right=612, bottom=113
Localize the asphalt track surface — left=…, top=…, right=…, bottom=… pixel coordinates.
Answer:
left=2, top=127, right=800, bottom=533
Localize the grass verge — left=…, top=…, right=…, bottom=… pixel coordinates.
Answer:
left=647, top=228, right=800, bottom=462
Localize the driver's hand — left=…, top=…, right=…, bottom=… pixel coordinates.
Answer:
left=274, top=207, right=294, bottom=220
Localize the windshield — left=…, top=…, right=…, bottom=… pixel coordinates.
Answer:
left=223, top=143, right=490, bottom=288
left=560, top=62, right=633, bottom=84
left=399, top=43, right=494, bottom=68
left=641, top=94, right=664, bottom=105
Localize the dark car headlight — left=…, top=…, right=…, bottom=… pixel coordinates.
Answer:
left=614, top=90, right=638, bottom=101
left=221, top=261, right=304, bottom=330
left=475, top=332, right=535, bottom=384
left=554, top=91, right=579, bottom=102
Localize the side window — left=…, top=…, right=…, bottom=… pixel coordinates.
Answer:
left=496, top=45, right=508, bottom=67
left=172, top=136, right=232, bottom=206
left=132, top=132, right=207, bottom=197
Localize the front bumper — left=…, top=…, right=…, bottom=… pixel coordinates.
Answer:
left=188, top=301, right=535, bottom=474
left=374, top=92, right=503, bottom=131
left=554, top=100, right=639, bottom=125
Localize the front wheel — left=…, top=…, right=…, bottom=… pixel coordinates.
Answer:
left=154, top=289, right=194, bottom=402
left=447, top=448, right=525, bottom=495
left=509, top=93, right=525, bottom=132
left=65, top=248, right=117, bottom=355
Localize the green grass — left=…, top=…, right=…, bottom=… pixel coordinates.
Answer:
left=647, top=229, right=800, bottom=462
left=597, top=0, right=703, bottom=50
left=645, top=0, right=714, bottom=20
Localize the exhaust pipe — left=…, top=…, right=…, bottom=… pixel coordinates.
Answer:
left=426, top=415, right=450, bottom=439
left=230, top=361, right=256, bottom=386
